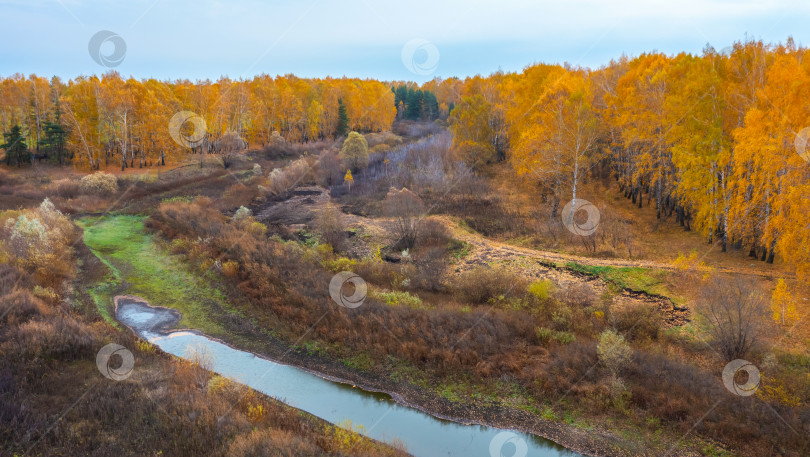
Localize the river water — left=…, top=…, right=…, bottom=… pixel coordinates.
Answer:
left=116, top=297, right=585, bottom=457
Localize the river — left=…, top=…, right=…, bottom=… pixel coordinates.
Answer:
left=116, top=296, right=584, bottom=457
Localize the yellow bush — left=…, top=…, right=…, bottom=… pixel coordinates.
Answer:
left=369, top=144, right=390, bottom=154
left=528, top=279, right=556, bottom=300
left=246, top=402, right=266, bottom=423
left=207, top=375, right=234, bottom=394
left=322, top=256, right=356, bottom=273
left=135, top=339, right=156, bottom=354
left=222, top=260, right=239, bottom=278
left=247, top=221, right=267, bottom=236
left=330, top=419, right=367, bottom=452
left=756, top=375, right=801, bottom=407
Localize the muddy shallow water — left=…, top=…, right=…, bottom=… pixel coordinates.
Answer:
left=115, top=296, right=584, bottom=457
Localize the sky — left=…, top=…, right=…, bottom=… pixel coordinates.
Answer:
left=1, top=0, right=809, bottom=82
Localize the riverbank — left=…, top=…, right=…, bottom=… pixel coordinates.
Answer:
left=83, top=214, right=700, bottom=457
left=114, top=295, right=601, bottom=457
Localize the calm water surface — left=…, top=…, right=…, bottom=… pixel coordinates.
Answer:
left=117, top=299, right=585, bottom=457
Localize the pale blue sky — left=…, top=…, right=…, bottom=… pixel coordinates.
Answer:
left=1, top=0, right=808, bottom=81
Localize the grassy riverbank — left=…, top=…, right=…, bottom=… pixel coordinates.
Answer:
left=79, top=214, right=233, bottom=335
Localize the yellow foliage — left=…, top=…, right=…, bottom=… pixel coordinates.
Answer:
left=771, top=278, right=799, bottom=327
left=222, top=260, right=239, bottom=279
left=756, top=375, right=802, bottom=407
left=135, top=339, right=157, bottom=354
left=329, top=419, right=367, bottom=452
left=246, top=403, right=266, bottom=423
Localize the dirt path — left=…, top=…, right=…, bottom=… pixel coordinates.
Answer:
left=422, top=216, right=688, bottom=326
left=254, top=186, right=796, bottom=327
left=254, top=189, right=688, bottom=326
left=432, top=215, right=787, bottom=280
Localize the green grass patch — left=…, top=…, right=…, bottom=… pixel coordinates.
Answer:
left=565, top=262, right=674, bottom=298
left=535, top=327, right=575, bottom=345
left=447, top=239, right=472, bottom=262
left=342, top=352, right=374, bottom=372
left=78, top=214, right=232, bottom=335
left=373, top=289, right=426, bottom=310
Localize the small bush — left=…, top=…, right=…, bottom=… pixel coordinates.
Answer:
left=340, top=131, right=369, bottom=171
left=610, top=304, right=661, bottom=341
left=9, top=317, right=97, bottom=359
left=411, top=246, right=447, bottom=292
left=233, top=206, right=252, bottom=221
left=226, top=428, right=321, bottom=457
left=79, top=172, right=118, bottom=195
left=383, top=187, right=425, bottom=249
left=597, top=329, right=633, bottom=377
left=222, top=260, right=239, bottom=278
left=376, top=290, right=425, bottom=309
left=369, top=144, right=390, bottom=154
left=416, top=218, right=450, bottom=247
left=536, top=327, right=575, bottom=345
left=453, top=265, right=528, bottom=304
left=50, top=178, right=80, bottom=199
left=528, top=279, right=556, bottom=300
left=265, top=157, right=312, bottom=196
left=365, top=131, right=403, bottom=148
left=2, top=198, right=77, bottom=288
left=314, top=148, right=343, bottom=187
left=0, top=289, right=46, bottom=324
left=313, top=204, right=346, bottom=252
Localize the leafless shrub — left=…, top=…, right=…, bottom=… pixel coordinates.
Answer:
left=9, top=317, right=97, bottom=359
left=314, top=148, right=343, bottom=186
left=698, top=275, right=768, bottom=360
left=0, top=289, right=47, bottom=324
left=313, top=204, right=346, bottom=252
left=261, top=131, right=291, bottom=159
left=49, top=178, right=80, bottom=199
left=0, top=264, right=25, bottom=295
left=412, top=246, right=447, bottom=292
left=610, top=304, right=661, bottom=342
left=598, top=205, right=635, bottom=257
left=382, top=187, right=425, bottom=249
left=416, top=217, right=450, bottom=247
left=453, top=265, right=528, bottom=304
left=214, top=132, right=248, bottom=169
